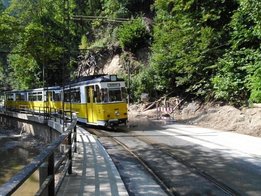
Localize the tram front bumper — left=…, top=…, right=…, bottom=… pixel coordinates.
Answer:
left=97, top=118, right=127, bottom=127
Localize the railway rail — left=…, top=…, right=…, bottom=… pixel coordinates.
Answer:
left=82, top=126, right=240, bottom=196
left=136, top=137, right=239, bottom=196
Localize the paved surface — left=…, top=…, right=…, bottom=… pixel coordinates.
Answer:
left=57, top=127, right=128, bottom=196
left=161, top=123, right=261, bottom=165
left=98, top=137, right=169, bottom=196
left=122, top=121, right=261, bottom=195
left=57, top=121, right=261, bottom=195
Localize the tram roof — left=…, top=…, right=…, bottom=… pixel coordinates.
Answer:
left=4, top=86, right=61, bottom=94
left=67, top=75, right=124, bottom=88
left=3, top=75, right=124, bottom=94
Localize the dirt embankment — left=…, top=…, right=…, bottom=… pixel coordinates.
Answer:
left=128, top=101, right=261, bottom=137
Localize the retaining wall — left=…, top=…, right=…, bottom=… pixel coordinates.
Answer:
left=0, top=113, right=61, bottom=143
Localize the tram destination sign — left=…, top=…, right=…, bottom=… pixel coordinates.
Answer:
left=107, top=83, right=120, bottom=88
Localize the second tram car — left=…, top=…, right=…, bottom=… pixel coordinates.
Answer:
left=3, top=75, right=128, bottom=126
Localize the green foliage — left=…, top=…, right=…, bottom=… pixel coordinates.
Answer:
left=0, top=0, right=78, bottom=89
left=151, top=0, right=237, bottom=98
left=0, top=12, right=22, bottom=90
left=79, top=35, right=88, bottom=50
left=1, top=0, right=260, bottom=106
left=211, top=0, right=261, bottom=104
left=0, top=13, right=21, bottom=48
left=248, top=67, right=261, bottom=103
left=211, top=50, right=247, bottom=104
left=212, top=48, right=261, bottom=104
left=101, top=0, right=129, bottom=18
left=244, top=50, right=261, bottom=103
left=131, top=66, right=155, bottom=100
left=230, top=0, right=261, bottom=49
left=117, top=17, right=150, bottom=52
left=8, top=51, right=41, bottom=89
left=86, top=0, right=102, bottom=15
left=0, top=1, right=4, bottom=12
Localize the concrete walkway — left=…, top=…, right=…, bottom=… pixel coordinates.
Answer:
left=161, top=123, right=261, bottom=164
left=57, top=127, right=128, bottom=196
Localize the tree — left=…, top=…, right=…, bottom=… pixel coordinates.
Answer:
left=0, top=11, right=22, bottom=90
left=117, top=17, right=150, bottom=52
left=8, top=51, right=41, bottom=89
left=151, top=0, right=238, bottom=98
left=212, top=0, right=261, bottom=104
left=3, top=0, right=78, bottom=89
left=101, top=0, right=129, bottom=18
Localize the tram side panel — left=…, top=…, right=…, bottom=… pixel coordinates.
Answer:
left=5, top=91, right=45, bottom=112
left=3, top=75, right=128, bottom=126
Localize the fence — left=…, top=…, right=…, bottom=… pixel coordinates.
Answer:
left=0, top=116, right=77, bottom=196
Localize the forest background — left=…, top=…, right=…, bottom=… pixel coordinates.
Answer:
left=0, top=0, right=260, bottom=106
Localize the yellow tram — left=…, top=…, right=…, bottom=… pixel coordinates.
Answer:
left=4, top=75, right=128, bottom=126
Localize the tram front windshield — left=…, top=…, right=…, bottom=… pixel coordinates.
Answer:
left=108, top=88, right=122, bottom=102
left=100, top=87, right=126, bottom=102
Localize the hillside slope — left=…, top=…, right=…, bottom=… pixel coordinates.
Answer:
left=128, top=102, right=261, bottom=137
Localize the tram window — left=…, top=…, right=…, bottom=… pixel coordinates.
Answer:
left=86, top=88, right=89, bottom=103
left=28, top=93, right=34, bottom=101
left=71, top=88, right=80, bottom=103
left=16, top=93, right=26, bottom=101
left=28, top=92, right=42, bottom=101
left=38, top=92, right=42, bottom=101
left=108, top=89, right=122, bottom=102
left=7, top=94, right=14, bottom=101
left=101, top=88, right=109, bottom=102
left=94, top=85, right=101, bottom=103
left=53, top=91, right=61, bottom=101
left=64, top=90, right=70, bottom=102
left=121, top=87, right=127, bottom=102
left=64, top=88, right=80, bottom=103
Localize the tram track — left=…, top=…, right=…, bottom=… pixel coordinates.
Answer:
left=136, top=136, right=240, bottom=196
left=110, top=133, right=177, bottom=196
left=81, top=125, right=240, bottom=195
left=81, top=126, right=175, bottom=196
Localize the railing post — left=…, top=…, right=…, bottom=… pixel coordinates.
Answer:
left=74, top=125, right=77, bottom=153
left=39, top=163, right=48, bottom=196
left=68, top=131, right=72, bottom=174
left=48, top=153, right=55, bottom=195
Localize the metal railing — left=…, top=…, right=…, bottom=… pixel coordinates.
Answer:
left=0, top=116, right=77, bottom=196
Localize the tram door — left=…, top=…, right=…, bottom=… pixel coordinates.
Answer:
left=86, top=86, right=96, bottom=123
left=44, top=91, right=52, bottom=114
left=47, top=91, right=52, bottom=105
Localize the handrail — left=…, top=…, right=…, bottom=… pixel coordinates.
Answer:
left=0, top=116, right=77, bottom=196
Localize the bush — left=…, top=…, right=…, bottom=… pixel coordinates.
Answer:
left=212, top=48, right=261, bottom=105
left=117, top=17, right=150, bottom=52
left=247, top=65, right=261, bottom=103
left=211, top=50, right=248, bottom=105
left=131, top=66, right=156, bottom=101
